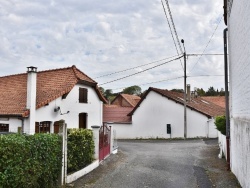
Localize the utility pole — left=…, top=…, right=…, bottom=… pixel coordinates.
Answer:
left=181, top=39, right=187, bottom=138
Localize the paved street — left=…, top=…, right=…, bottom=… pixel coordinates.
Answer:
left=72, top=139, right=240, bottom=188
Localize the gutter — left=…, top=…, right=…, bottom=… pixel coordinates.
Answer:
left=224, top=28, right=230, bottom=170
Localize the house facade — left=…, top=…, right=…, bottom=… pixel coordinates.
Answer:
left=224, top=0, right=250, bottom=187
left=111, top=94, right=141, bottom=107
left=0, top=66, right=107, bottom=134
left=111, top=87, right=225, bottom=139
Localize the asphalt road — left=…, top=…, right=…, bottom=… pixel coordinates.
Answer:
left=72, top=139, right=240, bottom=188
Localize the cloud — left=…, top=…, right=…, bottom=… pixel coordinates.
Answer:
left=0, top=0, right=225, bottom=92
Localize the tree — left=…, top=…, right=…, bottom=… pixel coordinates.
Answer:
left=196, top=88, right=206, bottom=96
left=122, top=85, right=142, bottom=96
left=98, top=87, right=105, bottom=95
left=206, top=86, right=217, bottom=96
left=104, top=89, right=113, bottom=98
left=171, top=89, right=184, bottom=93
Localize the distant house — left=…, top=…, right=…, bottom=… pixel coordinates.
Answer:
left=201, top=96, right=225, bottom=108
left=111, top=87, right=225, bottom=139
left=0, top=66, right=107, bottom=134
left=103, top=105, right=133, bottom=124
left=103, top=93, right=140, bottom=124
left=111, top=94, right=141, bottom=107
left=224, top=0, right=250, bottom=187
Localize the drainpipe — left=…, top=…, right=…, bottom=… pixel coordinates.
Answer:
left=224, top=28, right=230, bottom=170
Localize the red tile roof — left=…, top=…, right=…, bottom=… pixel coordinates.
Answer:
left=201, top=96, right=225, bottom=108
left=111, top=94, right=141, bottom=107
left=103, top=105, right=133, bottom=123
left=128, top=87, right=225, bottom=118
left=0, top=65, right=107, bottom=117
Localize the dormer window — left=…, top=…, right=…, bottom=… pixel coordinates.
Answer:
left=79, top=88, right=88, bottom=103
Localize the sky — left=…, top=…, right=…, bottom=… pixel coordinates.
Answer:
left=0, top=0, right=225, bottom=93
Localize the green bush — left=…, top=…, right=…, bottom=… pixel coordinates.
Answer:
left=0, top=134, right=62, bottom=188
left=67, top=129, right=94, bottom=174
left=214, top=115, right=226, bottom=135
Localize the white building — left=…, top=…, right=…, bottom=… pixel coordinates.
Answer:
left=109, top=87, right=225, bottom=139
left=0, top=66, right=107, bottom=134
left=225, top=0, right=250, bottom=187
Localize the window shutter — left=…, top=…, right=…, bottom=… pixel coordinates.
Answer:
left=79, top=88, right=88, bottom=103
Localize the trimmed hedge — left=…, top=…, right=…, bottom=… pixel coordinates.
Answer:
left=0, top=134, right=62, bottom=188
left=67, top=129, right=94, bottom=174
left=215, top=115, right=226, bottom=135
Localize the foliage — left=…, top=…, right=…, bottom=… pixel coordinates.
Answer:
left=214, top=116, right=226, bottom=135
left=0, top=134, right=62, bottom=188
left=122, top=85, right=141, bottom=95
left=196, top=88, right=206, bottom=96
left=67, top=129, right=95, bottom=174
left=98, top=87, right=105, bottom=95
left=171, top=89, right=184, bottom=93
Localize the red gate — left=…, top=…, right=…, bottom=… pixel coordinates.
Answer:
left=99, top=123, right=111, bottom=161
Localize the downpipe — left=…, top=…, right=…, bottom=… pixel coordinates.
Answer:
left=224, top=28, right=230, bottom=170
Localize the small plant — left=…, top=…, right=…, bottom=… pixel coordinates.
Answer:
left=214, top=115, right=226, bottom=135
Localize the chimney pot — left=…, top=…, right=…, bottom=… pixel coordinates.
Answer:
left=27, top=66, right=37, bottom=73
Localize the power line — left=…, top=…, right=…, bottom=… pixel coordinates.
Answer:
left=190, top=16, right=223, bottom=72
left=187, top=53, right=224, bottom=56
left=94, top=54, right=180, bottom=79
left=164, top=0, right=183, bottom=54
left=111, top=76, right=184, bottom=91
left=188, top=75, right=224, bottom=77
left=110, top=74, right=224, bottom=91
left=160, top=0, right=183, bottom=70
left=99, top=55, right=183, bottom=86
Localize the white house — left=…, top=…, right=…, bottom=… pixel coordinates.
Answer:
left=0, top=65, right=107, bottom=134
left=224, top=0, right=250, bottom=187
left=109, top=87, right=225, bottom=139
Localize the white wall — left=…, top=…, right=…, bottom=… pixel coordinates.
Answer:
left=6, top=84, right=103, bottom=133
left=228, top=0, right=250, bottom=187
left=0, top=118, right=21, bottom=133
left=112, top=91, right=216, bottom=139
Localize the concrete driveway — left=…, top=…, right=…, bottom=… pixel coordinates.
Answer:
left=72, top=139, right=240, bottom=188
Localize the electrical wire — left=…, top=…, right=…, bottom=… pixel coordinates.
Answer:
left=99, top=55, right=183, bottom=86
left=110, top=74, right=224, bottom=91
left=186, top=54, right=224, bottom=56
left=188, top=75, right=224, bottom=77
left=111, top=76, right=184, bottom=91
left=164, top=0, right=183, bottom=54
left=94, top=54, right=180, bottom=79
left=190, top=16, right=223, bottom=72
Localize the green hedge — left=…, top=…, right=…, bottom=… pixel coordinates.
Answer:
left=0, top=134, right=62, bottom=188
left=215, top=115, right=226, bottom=135
left=67, top=129, right=94, bottom=174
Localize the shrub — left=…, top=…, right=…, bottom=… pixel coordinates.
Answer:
left=214, top=115, right=226, bottom=135
left=0, top=134, right=62, bottom=188
left=67, top=129, right=94, bottom=174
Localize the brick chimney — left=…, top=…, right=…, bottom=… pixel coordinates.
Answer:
left=187, top=84, right=191, bottom=101
left=26, top=66, right=37, bottom=134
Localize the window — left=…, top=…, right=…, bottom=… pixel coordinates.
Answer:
left=79, top=88, right=88, bottom=103
left=79, top=113, right=87, bottom=129
left=0, top=124, right=9, bottom=132
left=35, top=121, right=51, bottom=133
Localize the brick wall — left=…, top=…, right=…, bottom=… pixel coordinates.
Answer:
left=228, top=0, right=250, bottom=187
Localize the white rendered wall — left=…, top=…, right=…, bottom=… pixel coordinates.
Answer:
left=112, top=91, right=215, bottom=139
left=228, top=0, right=250, bottom=187
left=0, top=118, right=22, bottom=133
left=35, top=84, right=103, bottom=131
